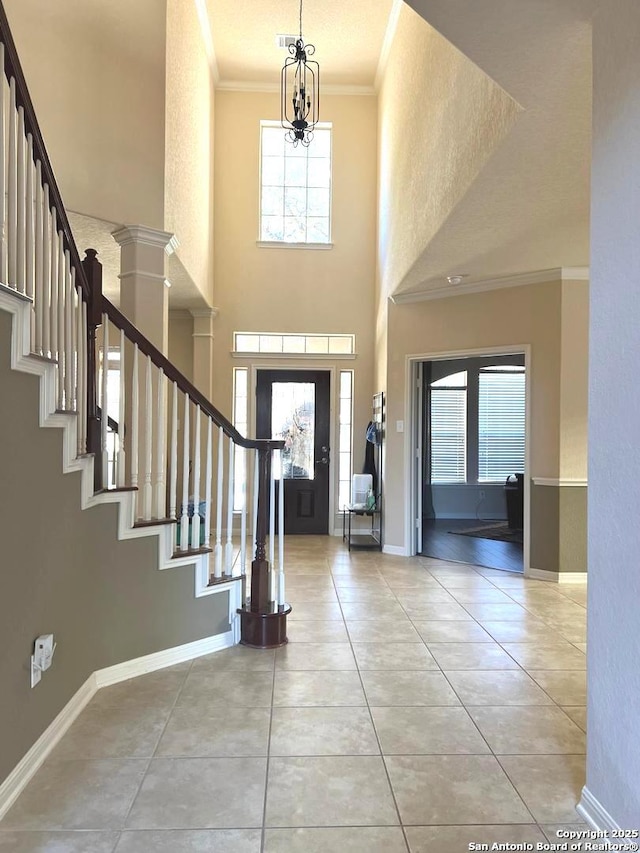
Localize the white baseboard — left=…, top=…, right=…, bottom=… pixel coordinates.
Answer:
left=577, top=786, right=622, bottom=830
left=383, top=544, right=408, bottom=557
left=527, top=567, right=588, bottom=584
left=0, top=630, right=234, bottom=821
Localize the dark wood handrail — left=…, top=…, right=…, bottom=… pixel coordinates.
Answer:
left=0, top=1, right=89, bottom=299
left=103, top=297, right=284, bottom=452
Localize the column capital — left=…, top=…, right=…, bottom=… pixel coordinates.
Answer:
left=111, top=224, right=179, bottom=256
left=190, top=307, right=219, bottom=338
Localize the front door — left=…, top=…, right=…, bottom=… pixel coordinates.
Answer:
left=256, top=369, right=330, bottom=534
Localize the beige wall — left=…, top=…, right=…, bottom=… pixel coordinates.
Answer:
left=384, top=281, right=566, bottom=549
left=165, top=0, right=215, bottom=303
left=5, top=0, right=167, bottom=229
left=560, top=279, right=589, bottom=479
left=0, top=311, right=228, bottom=786
left=168, top=312, right=195, bottom=382
left=212, top=91, right=378, bottom=523
left=376, top=2, right=520, bottom=300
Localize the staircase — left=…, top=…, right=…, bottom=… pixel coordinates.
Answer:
left=0, top=1, right=290, bottom=648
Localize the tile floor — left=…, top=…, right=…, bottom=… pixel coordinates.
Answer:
left=0, top=537, right=589, bottom=852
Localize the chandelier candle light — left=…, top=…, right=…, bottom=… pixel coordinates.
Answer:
left=281, top=0, right=319, bottom=147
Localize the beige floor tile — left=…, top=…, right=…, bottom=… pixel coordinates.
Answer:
left=115, top=829, right=262, bottom=852
left=361, top=670, right=460, bottom=706
left=0, top=760, right=148, bottom=830
left=395, top=601, right=473, bottom=621
left=286, top=602, right=343, bottom=621
left=426, top=642, right=520, bottom=670
left=286, top=590, right=339, bottom=603
left=273, top=670, right=366, bottom=706
left=264, top=827, right=408, bottom=853
left=462, top=602, right=530, bottom=621
left=541, top=823, right=589, bottom=843
left=265, top=756, right=399, bottom=826
left=501, top=643, right=586, bottom=670
left=434, top=577, right=496, bottom=589
left=275, top=642, right=356, bottom=670
left=339, top=601, right=407, bottom=620
left=529, top=670, right=587, bottom=705
left=468, top=706, right=586, bottom=754
left=372, top=706, right=490, bottom=754
left=352, top=643, right=439, bottom=671
left=346, top=619, right=420, bottom=643
left=336, top=588, right=397, bottom=602
left=447, top=588, right=516, bottom=603
left=50, top=704, right=170, bottom=760
left=499, top=754, right=586, bottom=823
left=444, top=670, right=554, bottom=706
left=286, top=620, right=350, bottom=642
left=480, top=620, right=564, bottom=643
left=89, top=664, right=191, bottom=711
left=558, top=588, right=588, bottom=605
left=0, top=831, right=119, bottom=852
left=126, top=757, right=266, bottom=829
left=393, top=589, right=457, bottom=605
left=156, top=706, right=271, bottom=757
left=385, top=755, right=532, bottom=824
left=270, top=707, right=379, bottom=755
left=331, top=576, right=390, bottom=588
left=190, top=646, right=275, bottom=672
left=547, top=624, right=588, bottom=644
left=561, top=707, right=587, bottom=731
left=405, top=824, right=546, bottom=853
left=177, top=671, right=273, bottom=706
left=412, top=620, right=493, bottom=643
left=574, top=642, right=587, bottom=654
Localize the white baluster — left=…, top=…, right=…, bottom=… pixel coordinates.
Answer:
left=64, top=251, right=73, bottom=409
left=0, top=48, right=6, bottom=283
left=269, top=451, right=276, bottom=601
left=34, top=162, right=43, bottom=354
left=252, top=449, right=259, bottom=562
left=70, top=268, right=77, bottom=410
left=49, top=209, right=58, bottom=366
left=278, top=448, right=285, bottom=606
left=191, top=407, right=201, bottom=549
left=240, top=448, right=247, bottom=576
left=225, top=436, right=235, bottom=575
left=131, top=344, right=139, bottom=492
left=169, top=381, right=178, bottom=519
left=56, top=231, right=64, bottom=410
left=41, top=185, right=50, bottom=357
left=101, top=315, right=109, bottom=488
left=16, top=107, right=25, bottom=294
left=180, top=397, right=190, bottom=550
left=25, top=135, right=34, bottom=302
left=77, top=293, right=85, bottom=455
left=204, top=417, right=212, bottom=549
left=155, top=369, right=166, bottom=518
left=7, top=78, right=16, bottom=289
left=214, top=425, right=224, bottom=577
left=117, top=329, right=126, bottom=486
left=143, top=355, right=153, bottom=519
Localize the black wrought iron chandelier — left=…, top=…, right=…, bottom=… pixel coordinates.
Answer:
left=280, top=0, right=319, bottom=147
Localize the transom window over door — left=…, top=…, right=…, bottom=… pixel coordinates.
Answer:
left=260, top=121, right=332, bottom=244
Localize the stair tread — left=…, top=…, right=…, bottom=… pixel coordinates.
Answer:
left=208, top=574, right=243, bottom=586
left=133, top=518, right=178, bottom=528
left=172, top=546, right=213, bottom=559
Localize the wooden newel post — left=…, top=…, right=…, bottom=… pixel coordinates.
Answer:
left=237, top=445, right=291, bottom=648
left=82, top=248, right=103, bottom=491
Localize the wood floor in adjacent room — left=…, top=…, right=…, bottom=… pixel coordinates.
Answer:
left=421, top=518, right=524, bottom=573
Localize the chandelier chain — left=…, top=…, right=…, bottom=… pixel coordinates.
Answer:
left=299, top=0, right=303, bottom=39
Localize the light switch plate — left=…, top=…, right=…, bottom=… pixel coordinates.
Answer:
left=396, top=420, right=404, bottom=433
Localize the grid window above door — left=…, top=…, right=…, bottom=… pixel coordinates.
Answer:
left=259, top=121, right=332, bottom=245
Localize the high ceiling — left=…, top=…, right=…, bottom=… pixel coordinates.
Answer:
left=205, top=0, right=395, bottom=89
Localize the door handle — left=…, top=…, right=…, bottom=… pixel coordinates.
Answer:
left=315, top=447, right=330, bottom=465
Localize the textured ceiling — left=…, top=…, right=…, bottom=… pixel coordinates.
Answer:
left=206, top=0, right=394, bottom=87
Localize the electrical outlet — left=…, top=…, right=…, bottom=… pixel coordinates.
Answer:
left=479, top=489, right=486, bottom=500
left=30, top=655, right=41, bottom=688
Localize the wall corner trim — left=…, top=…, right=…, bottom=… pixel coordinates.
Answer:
left=382, top=544, right=408, bottom=557
left=0, top=631, right=234, bottom=821
left=532, top=477, right=588, bottom=487
left=526, top=568, right=588, bottom=584
left=577, top=786, right=622, bottom=831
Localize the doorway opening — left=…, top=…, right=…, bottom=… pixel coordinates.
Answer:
left=256, top=369, right=331, bottom=535
left=414, top=352, right=527, bottom=573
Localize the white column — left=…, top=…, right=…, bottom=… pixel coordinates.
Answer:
left=191, top=308, right=218, bottom=400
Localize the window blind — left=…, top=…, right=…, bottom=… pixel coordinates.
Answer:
left=478, top=370, right=525, bottom=481
left=430, top=388, right=467, bottom=483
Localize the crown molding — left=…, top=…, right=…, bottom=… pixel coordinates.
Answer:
left=190, top=308, right=219, bottom=319
left=112, top=225, right=178, bottom=255
left=193, top=0, right=220, bottom=83
left=215, top=80, right=376, bottom=96
left=375, top=0, right=403, bottom=91
left=391, top=267, right=590, bottom=304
